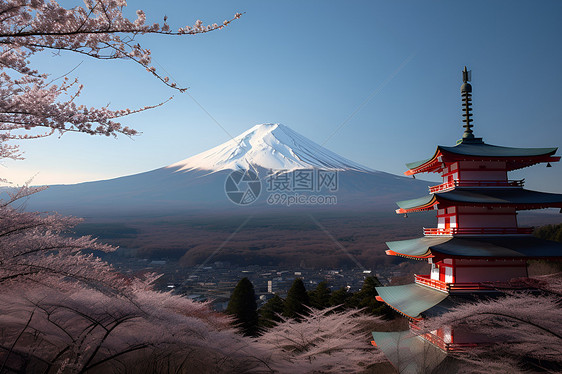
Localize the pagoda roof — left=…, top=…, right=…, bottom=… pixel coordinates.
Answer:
left=396, top=188, right=562, bottom=213
left=441, top=142, right=557, bottom=158
left=405, top=140, right=559, bottom=175
left=422, top=292, right=517, bottom=318
left=371, top=331, right=447, bottom=374
left=396, top=194, right=438, bottom=212
left=406, top=157, right=433, bottom=170
left=386, top=236, right=562, bottom=260
left=375, top=283, right=448, bottom=320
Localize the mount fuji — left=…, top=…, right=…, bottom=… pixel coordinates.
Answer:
left=24, top=124, right=429, bottom=216
left=167, top=124, right=371, bottom=173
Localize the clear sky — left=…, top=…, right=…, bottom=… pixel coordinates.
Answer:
left=2, top=0, right=561, bottom=192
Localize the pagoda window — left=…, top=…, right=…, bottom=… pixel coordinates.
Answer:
left=445, top=267, right=454, bottom=283
left=441, top=325, right=453, bottom=344
left=438, top=216, right=445, bottom=229
left=441, top=168, right=458, bottom=184
left=430, top=263, right=440, bottom=281
left=449, top=215, right=457, bottom=228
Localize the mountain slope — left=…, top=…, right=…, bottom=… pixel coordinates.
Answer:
left=22, top=124, right=430, bottom=216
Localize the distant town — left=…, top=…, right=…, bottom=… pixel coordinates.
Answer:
left=108, top=255, right=402, bottom=311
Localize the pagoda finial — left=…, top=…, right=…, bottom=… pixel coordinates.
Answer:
left=460, top=66, right=474, bottom=140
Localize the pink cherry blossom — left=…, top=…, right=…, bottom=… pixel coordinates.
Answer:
left=0, top=0, right=242, bottom=160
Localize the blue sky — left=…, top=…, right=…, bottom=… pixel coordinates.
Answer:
left=2, top=0, right=561, bottom=192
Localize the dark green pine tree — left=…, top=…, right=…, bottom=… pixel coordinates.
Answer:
left=258, top=294, right=285, bottom=329
left=309, top=281, right=332, bottom=310
left=329, top=286, right=354, bottom=311
left=534, top=223, right=562, bottom=243
left=351, top=276, right=395, bottom=318
left=226, top=277, right=259, bottom=337
left=283, top=278, right=310, bottom=319
left=350, top=276, right=380, bottom=311
left=531, top=224, right=562, bottom=274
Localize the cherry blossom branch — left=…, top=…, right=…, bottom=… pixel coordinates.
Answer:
left=0, top=1, right=242, bottom=160
left=446, top=311, right=562, bottom=340
left=0, top=14, right=242, bottom=38
left=0, top=309, right=35, bottom=373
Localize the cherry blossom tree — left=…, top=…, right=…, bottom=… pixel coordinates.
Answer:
left=0, top=0, right=241, bottom=160
left=420, top=275, right=562, bottom=373
left=0, top=188, right=275, bottom=373
left=257, top=307, right=386, bottom=373
left=0, top=279, right=279, bottom=373
left=0, top=187, right=123, bottom=289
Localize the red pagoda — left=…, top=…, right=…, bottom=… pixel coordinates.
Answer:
left=371, top=67, right=562, bottom=372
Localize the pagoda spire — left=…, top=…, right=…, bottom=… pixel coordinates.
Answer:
left=460, top=66, right=475, bottom=140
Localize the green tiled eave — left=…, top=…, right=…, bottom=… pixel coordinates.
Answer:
left=437, top=188, right=562, bottom=205
left=386, top=236, right=451, bottom=257
left=396, top=195, right=435, bottom=210
left=386, top=236, right=562, bottom=258
left=405, top=157, right=433, bottom=170
left=375, top=283, right=448, bottom=319
left=396, top=189, right=562, bottom=211
left=371, top=331, right=447, bottom=374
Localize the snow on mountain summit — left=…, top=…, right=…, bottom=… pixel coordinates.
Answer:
left=167, top=124, right=373, bottom=173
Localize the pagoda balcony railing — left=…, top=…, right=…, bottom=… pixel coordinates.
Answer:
left=423, top=227, right=533, bottom=236
left=415, top=274, right=516, bottom=293
left=420, top=332, right=478, bottom=352
left=429, top=179, right=525, bottom=193
left=414, top=274, right=448, bottom=292
left=409, top=323, right=478, bottom=352
left=416, top=274, right=537, bottom=293
left=447, top=283, right=495, bottom=291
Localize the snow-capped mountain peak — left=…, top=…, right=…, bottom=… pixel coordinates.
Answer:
left=167, top=123, right=372, bottom=173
